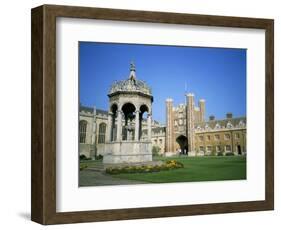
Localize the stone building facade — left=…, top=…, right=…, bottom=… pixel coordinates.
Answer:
left=165, top=94, right=246, bottom=156
left=79, top=63, right=246, bottom=159
left=79, top=106, right=166, bottom=159
left=79, top=62, right=166, bottom=160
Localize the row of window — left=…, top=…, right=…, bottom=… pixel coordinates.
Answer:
left=79, top=121, right=107, bottom=144
left=80, top=120, right=154, bottom=144
left=199, top=145, right=231, bottom=152
left=197, top=133, right=241, bottom=142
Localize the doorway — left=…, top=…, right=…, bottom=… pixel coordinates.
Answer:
left=176, top=135, right=188, bottom=155
left=237, top=145, right=242, bottom=155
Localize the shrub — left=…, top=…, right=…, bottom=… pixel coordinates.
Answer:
left=225, top=152, right=235, bottom=156
left=95, top=154, right=103, bottom=160
left=166, top=160, right=184, bottom=169
left=210, top=148, right=216, bottom=156
left=80, top=154, right=91, bottom=161
left=152, top=146, right=161, bottom=156
left=80, top=154, right=87, bottom=160
left=217, top=152, right=224, bottom=156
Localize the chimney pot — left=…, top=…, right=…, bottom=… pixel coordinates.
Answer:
left=226, top=113, right=233, bottom=119
left=209, top=115, right=215, bottom=121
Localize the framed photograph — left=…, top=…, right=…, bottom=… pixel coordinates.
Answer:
left=31, top=4, right=274, bottom=225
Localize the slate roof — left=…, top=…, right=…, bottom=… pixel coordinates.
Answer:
left=79, top=105, right=108, bottom=116
left=96, top=109, right=108, bottom=116
left=79, top=105, right=93, bottom=113
left=194, top=116, right=246, bottom=130
left=152, top=126, right=166, bottom=133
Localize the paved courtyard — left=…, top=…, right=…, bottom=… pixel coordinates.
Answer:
left=79, top=169, right=147, bottom=186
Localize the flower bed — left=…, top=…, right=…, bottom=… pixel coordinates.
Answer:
left=105, top=160, right=184, bottom=175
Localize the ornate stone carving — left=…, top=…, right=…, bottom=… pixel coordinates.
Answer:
left=103, top=62, right=153, bottom=164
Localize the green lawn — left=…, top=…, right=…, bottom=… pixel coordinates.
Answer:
left=111, top=156, right=246, bottom=183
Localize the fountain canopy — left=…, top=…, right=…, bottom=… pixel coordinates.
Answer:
left=103, top=62, right=153, bottom=164
left=108, top=62, right=152, bottom=99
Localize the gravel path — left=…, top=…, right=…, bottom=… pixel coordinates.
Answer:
left=79, top=169, right=146, bottom=186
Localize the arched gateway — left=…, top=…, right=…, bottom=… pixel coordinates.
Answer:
left=103, top=62, right=153, bottom=164
left=176, top=135, right=188, bottom=155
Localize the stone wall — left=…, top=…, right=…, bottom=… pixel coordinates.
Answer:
left=194, top=129, right=247, bottom=155
left=79, top=143, right=94, bottom=158
left=103, top=141, right=152, bottom=164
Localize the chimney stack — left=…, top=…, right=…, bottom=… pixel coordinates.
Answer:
left=209, top=115, right=215, bottom=121
left=226, top=113, right=233, bottom=119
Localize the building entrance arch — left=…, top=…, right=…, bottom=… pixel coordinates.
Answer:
left=176, top=135, right=188, bottom=155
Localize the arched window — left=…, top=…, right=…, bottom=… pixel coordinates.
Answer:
left=79, top=120, right=87, bottom=143
left=98, top=123, right=107, bottom=143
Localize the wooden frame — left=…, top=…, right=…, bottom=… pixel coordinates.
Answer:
left=31, top=4, right=274, bottom=225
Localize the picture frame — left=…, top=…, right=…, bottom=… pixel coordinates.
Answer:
left=31, top=4, right=274, bottom=225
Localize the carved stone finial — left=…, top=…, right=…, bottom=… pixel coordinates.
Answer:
left=130, top=61, right=136, bottom=72
left=129, top=61, right=136, bottom=81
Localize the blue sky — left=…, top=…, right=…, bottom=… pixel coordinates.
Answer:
left=79, top=42, right=246, bottom=124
